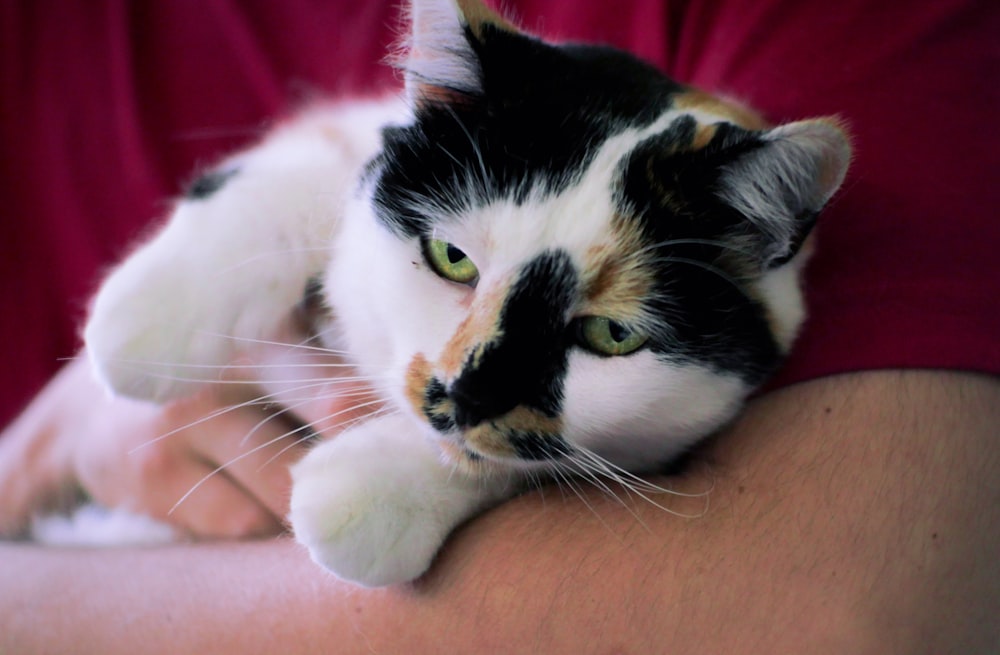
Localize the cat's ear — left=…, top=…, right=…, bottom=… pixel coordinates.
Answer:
left=404, top=0, right=519, bottom=106
left=716, top=119, right=851, bottom=269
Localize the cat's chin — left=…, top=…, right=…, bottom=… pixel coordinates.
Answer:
left=434, top=437, right=563, bottom=476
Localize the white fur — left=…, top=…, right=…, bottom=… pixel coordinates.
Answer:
left=76, top=0, right=843, bottom=586
left=404, top=0, right=482, bottom=102
left=85, top=98, right=406, bottom=402
left=717, top=119, right=850, bottom=266
left=289, top=414, right=513, bottom=586
left=561, top=352, right=746, bottom=470
left=31, top=505, right=178, bottom=547
left=754, top=256, right=809, bottom=352
left=79, top=100, right=788, bottom=584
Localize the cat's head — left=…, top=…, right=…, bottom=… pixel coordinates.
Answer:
left=329, top=0, right=850, bottom=473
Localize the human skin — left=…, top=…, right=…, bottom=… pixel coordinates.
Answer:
left=0, top=336, right=379, bottom=539
left=1, top=369, right=997, bottom=654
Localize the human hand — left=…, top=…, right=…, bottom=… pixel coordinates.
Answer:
left=0, top=332, right=381, bottom=539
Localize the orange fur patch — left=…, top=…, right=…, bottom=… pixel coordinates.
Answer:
left=493, top=406, right=562, bottom=435
left=437, top=283, right=507, bottom=379
left=457, top=0, right=519, bottom=38
left=674, top=90, right=769, bottom=131
left=691, top=122, right=719, bottom=150
left=404, top=353, right=433, bottom=416
left=462, top=407, right=562, bottom=459
left=580, top=218, right=653, bottom=320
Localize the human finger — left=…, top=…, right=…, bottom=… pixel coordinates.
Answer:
left=143, top=456, right=284, bottom=539
left=0, top=357, right=101, bottom=535
left=187, top=403, right=309, bottom=522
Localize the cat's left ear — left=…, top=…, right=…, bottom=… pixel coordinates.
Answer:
left=717, top=118, right=851, bottom=269
left=404, top=0, right=519, bottom=106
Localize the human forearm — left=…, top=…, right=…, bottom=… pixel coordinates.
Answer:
left=420, top=372, right=999, bottom=653
left=2, top=371, right=997, bottom=653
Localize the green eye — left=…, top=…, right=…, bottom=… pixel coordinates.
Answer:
left=577, top=317, right=648, bottom=356
left=423, top=238, right=479, bottom=285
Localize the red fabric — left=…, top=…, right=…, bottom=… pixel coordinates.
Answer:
left=2, top=0, right=998, bottom=427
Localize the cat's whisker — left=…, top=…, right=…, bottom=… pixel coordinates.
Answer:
left=167, top=429, right=299, bottom=517
left=442, top=104, right=490, bottom=189
left=548, top=463, right=630, bottom=541
left=126, top=391, right=285, bottom=455
left=559, top=454, right=649, bottom=521
left=262, top=404, right=398, bottom=470
left=573, top=446, right=708, bottom=498
left=214, top=247, right=333, bottom=275
left=235, top=384, right=384, bottom=448
left=656, top=256, right=750, bottom=298
left=635, top=237, right=759, bottom=260
left=194, top=331, right=355, bottom=356
left=561, top=448, right=712, bottom=520
left=125, top=376, right=373, bottom=454
left=575, top=447, right=714, bottom=498
left=170, top=401, right=398, bottom=516
left=109, top=360, right=364, bottom=371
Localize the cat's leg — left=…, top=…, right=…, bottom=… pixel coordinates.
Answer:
left=289, top=413, right=521, bottom=587
left=85, top=99, right=406, bottom=402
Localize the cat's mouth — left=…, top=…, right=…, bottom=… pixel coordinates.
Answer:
left=404, top=354, right=569, bottom=466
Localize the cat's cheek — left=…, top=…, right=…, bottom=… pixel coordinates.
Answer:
left=327, top=200, right=464, bottom=384
left=560, top=351, right=748, bottom=469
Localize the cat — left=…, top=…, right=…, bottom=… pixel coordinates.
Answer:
left=82, top=0, right=850, bottom=587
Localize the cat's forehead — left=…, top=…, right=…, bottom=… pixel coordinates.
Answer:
left=414, top=101, right=747, bottom=247
left=421, top=110, right=729, bottom=318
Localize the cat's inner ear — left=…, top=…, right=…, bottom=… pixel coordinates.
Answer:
left=405, top=0, right=519, bottom=106
left=716, top=119, right=851, bottom=269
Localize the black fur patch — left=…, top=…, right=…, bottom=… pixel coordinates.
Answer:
left=184, top=167, right=239, bottom=200
left=423, top=378, right=455, bottom=433
left=373, top=28, right=682, bottom=237
left=617, top=120, right=782, bottom=383
left=374, top=22, right=791, bottom=388
left=449, top=250, right=577, bottom=425
left=509, top=430, right=569, bottom=461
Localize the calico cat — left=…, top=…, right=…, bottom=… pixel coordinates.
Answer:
left=83, top=0, right=850, bottom=586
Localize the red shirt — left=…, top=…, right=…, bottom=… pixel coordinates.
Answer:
left=2, top=0, right=997, bottom=427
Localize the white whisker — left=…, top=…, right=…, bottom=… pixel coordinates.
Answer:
left=193, top=331, right=354, bottom=355
left=556, top=447, right=713, bottom=520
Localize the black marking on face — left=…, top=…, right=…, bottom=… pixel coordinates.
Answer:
left=184, top=167, right=239, bottom=200
left=447, top=250, right=577, bottom=425
left=509, top=430, right=569, bottom=461
left=372, top=28, right=682, bottom=237
left=423, top=377, right=455, bottom=432
left=617, top=119, right=782, bottom=383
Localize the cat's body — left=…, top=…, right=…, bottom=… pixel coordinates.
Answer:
left=82, top=0, right=849, bottom=586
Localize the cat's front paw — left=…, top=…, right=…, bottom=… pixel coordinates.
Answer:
left=288, top=415, right=510, bottom=587
left=290, top=458, right=444, bottom=586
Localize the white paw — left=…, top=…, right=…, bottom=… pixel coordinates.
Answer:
left=290, top=456, right=447, bottom=587
left=289, top=415, right=511, bottom=586
left=84, top=103, right=395, bottom=402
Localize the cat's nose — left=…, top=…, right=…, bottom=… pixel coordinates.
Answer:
left=448, top=379, right=517, bottom=429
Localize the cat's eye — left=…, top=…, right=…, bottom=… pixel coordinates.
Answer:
left=423, top=238, right=479, bottom=285
left=576, top=316, right=648, bottom=356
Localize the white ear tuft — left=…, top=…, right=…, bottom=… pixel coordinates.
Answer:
left=404, top=0, right=516, bottom=105
left=763, top=119, right=852, bottom=209
left=718, top=118, right=851, bottom=267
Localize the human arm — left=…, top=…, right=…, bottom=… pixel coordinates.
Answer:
left=0, top=335, right=375, bottom=539
left=0, top=353, right=296, bottom=538
left=3, top=369, right=996, bottom=654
